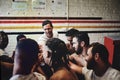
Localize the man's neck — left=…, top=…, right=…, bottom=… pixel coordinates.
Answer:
left=13, top=64, right=32, bottom=75
left=80, top=47, right=87, bottom=57
left=47, top=33, right=53, bottom=38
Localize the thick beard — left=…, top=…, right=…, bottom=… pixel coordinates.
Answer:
left=76, top=46, right=83, bottom=55
left=87, top=58, right=96, bottom=69
left=46, top=32, right=53, bottom=38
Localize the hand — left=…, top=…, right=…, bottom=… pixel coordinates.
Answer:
left=69, top=61, right=83, bottom=74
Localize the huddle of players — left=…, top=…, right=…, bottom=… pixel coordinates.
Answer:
left=1, top=20, right=120, bottom=80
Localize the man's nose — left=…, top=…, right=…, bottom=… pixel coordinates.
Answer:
left=45, top=29, right=49, bottom=33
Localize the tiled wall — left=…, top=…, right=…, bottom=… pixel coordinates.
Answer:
left=69, top=0, right=120, bottom=20
left=0, top=0, right=120, bottom=56
left=5, top=30, right=120, bottom=57
left=0, top=0, right=120, bottom=20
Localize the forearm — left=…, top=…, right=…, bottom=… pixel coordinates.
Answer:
left=69, top=61, right=83, bottom=74
left=73, top=65, right=83, bottom=74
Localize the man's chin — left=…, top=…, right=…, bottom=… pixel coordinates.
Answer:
left=47, top=35, right=52, bottom=38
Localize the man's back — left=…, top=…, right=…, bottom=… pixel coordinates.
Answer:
left=50, top=67, right=78, bottom=80
left=10, top=39, right=46, bottom=80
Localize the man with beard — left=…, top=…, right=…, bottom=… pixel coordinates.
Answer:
left=69, top=42, right=120, bottom=80
left=69, top=32, right=89, bottom=80
left=65, top=28, right=79, bottom=55
left=69, top=32, right=89, bottom=67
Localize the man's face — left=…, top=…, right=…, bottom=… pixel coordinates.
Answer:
left=85, top=47, right=96, bottom=69
left=67, top=36, right=73, bottom=45
left=43, top=24, right=53, bottom=38
left=72, top=37, right=83, bottom=54
left=42, top=46, right=52, bottom=66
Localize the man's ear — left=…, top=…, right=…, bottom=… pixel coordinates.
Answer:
left=80, top=41, right=85, bottom=47
left=94, top=53, right=100, bottom=62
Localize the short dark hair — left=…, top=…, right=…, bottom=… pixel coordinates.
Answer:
left=42, top=20, right=53, bottom=28
left=46, top=38, right=69, bottom=70
left=65, top=28, right=79, bottom=37
left=0, top=31, right=9, bottom=49
left=75, top=32, right=89, bottom=46
left=17, top=34, right=26, bottom=42
left=89, top=42, right=109, bottom=64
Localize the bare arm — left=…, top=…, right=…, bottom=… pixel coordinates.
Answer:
left=69, top=61, right=83, bottom=74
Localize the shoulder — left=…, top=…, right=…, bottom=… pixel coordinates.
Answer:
left=38, top=34, right=48, bottom=45
left=107, top=67, right=120, bottom=74
left=38, top=34, right=47, bottom=40
left=53, top=31, right=59, bottom=38
left=50, top=68, right=78, bottom=80
left=105, top=67, right=120, bottom=79
left=10, top=72, right=46, bottom=80
left=33, top=72, right=46, bottom=80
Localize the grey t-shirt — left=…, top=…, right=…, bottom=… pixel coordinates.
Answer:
left=82, top=67, right=120, bottom=80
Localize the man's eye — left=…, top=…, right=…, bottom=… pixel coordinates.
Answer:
left=44, top=28, right=51, bottom=30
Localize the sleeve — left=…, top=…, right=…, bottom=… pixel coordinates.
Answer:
left=38, top=35, right=47, bottom=45
left=53, top=31, right=59, bottom=38
left=82, top=67, right=93, bottom=80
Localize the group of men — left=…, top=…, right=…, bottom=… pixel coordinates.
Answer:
left=1, top=20, right=120, bottom=80
left=37, top=20, right=120, bottom=80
